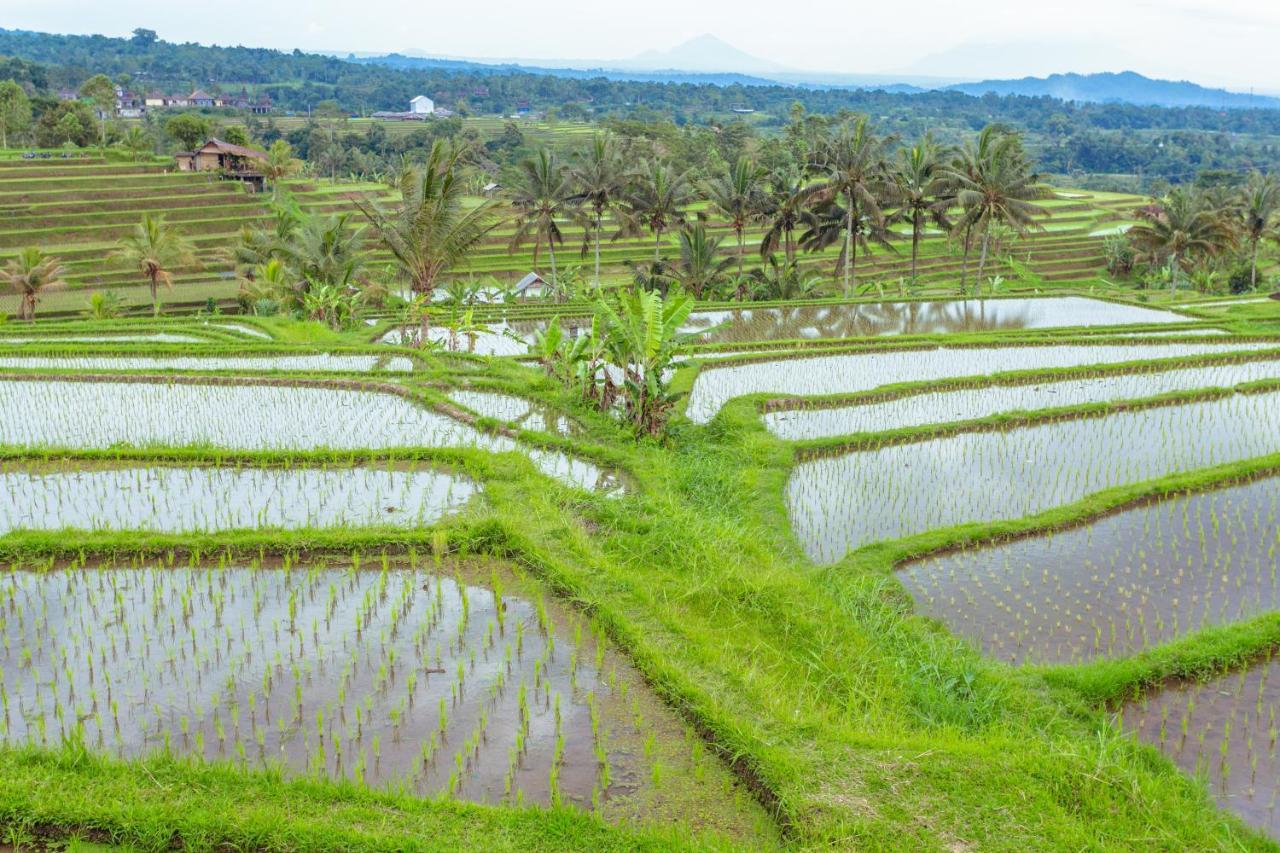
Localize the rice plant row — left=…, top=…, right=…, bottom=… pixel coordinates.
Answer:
left=0, top=380, right=619, bottom=493
left=787, top=390, right=1280, bottom=563
left=901, top=476, right=1280, bottom=664
left=765, top=358, right=1280, bottom=440
left=0, top=354, right=415, bottom=373
left=687, top=341, right=1267, bottom=424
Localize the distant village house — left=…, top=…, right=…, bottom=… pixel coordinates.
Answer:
left=174, top=138, right=269, bottom=191
left=371, top=95, right=446, bottom=121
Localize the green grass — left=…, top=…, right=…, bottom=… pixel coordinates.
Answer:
left=1, top=319, right=1278, bottom=849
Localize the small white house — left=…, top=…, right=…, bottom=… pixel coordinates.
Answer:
left=409, top=95, right=435, bottom=115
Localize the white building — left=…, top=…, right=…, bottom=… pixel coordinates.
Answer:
left=409, top=95, right=435, bottom=115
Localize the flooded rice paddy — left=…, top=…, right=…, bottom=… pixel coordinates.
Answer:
left=449, top=390, right=577, bottom=436
left=0, top=354, right=414, bottom=373
left=1122, top=654, right=1280, bottom=838
left=383, top=297, right=1193, bottom=357
left=0, top=559, right=771, bottom=839
left=0, top=334, right=206, bottom=344
left=0, top=463, right=474, bottom=534
left=901, top=477, right=1280, bottom=664
left=687, top=341, right=1268, bottom=423
left=787, top=391, right=1280, bottom=563
left=766, top=358, right=1280, bottom=439
left=0, top=381, right=618, bottom=493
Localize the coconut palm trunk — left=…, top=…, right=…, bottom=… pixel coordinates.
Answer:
left=593, top=209, right=603, bottom=286
left=976, top=228, right=992, bottom=287
left=910, top=211, right=922, bottom=286
left=843, top=199, right=854, bottom=295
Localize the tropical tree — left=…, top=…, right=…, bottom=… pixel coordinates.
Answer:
left=165, top=114, right=209, bottom=151
left=663, top=224, right=735, bottom=299
left=798, top=198, right=896, bottom=287
left=568, top=133, right=626, bottom=286
left=945, top=126, right=1050, bottom=285
left=0, top=80, right=33, bottom=149
left=3, top=247, right=67, bottom=321
left=805, top=116, right=895, bottom=294
left=705, top=156, right=766, bottom=278
left=893, top=133, right=954, bottom=287
left=598, top=287, right=697, bottom=436
left=509, top=148, right=577, bottom=295
left=1235, top=172, right=1280, bottom=289
left=110, top=213, right=197, bottom=315
left=758, top=175, right=811, bottom=266
left=748, top=254, right=824, bottom=301
left=1128, top=188, right=1236, bottom=292
left=78, top=74, right=116, bottom=149
left=285, top=211, right=367, bottom=293
left=622, top=160, right=694, bottom=264
left=254, top=139, right=300, bottom=192
left=120, top=125, right=152, bottom=161
left=357, top=141, right=500, bottom=343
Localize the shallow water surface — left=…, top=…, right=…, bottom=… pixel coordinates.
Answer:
left=0, top=381, right=618, bottom=493
left=688, top=341, right=1267, bottom=424
left=1123, top=656, right=1280, bottom=838
left=766, top=358, right=1280, bottom=439
left=0, top=561, right=771, bottom=838
left=788, top=391, right=1280, bottom=562
left=901, top=477, right=1280, bottom=663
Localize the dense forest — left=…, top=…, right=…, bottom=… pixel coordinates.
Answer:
left=3, top=26, right=1280, bottom=188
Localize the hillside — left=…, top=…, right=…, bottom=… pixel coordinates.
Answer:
left=947, top=71, right=1280, bottom=110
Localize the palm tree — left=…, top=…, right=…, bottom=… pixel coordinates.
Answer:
left=357, top=141, right=500, bottom=344
left=664, top=224, right=735, bottom=299
left=705, top=156, right=766, bottom=279
left=622, top=160, right=694, bottom=265
left=3, top=247, right=67, bottom=321
left=1236, top=172, right=1280, bottom=289
left=805, top=116, right=895, bottom=294
left=121, top=126, right=152, bottom=162
left=254, top=139, right=300, bottom=194
left=893, top=134, right=954, bottom=287
left=568, top=133, right=626, bottom=287
left=1129, top=188, right=1236, bottom=293
left=286, top=211, right=367, bottom=295
left=798, top=198, right=896, bottom=288
left=509, top=148, right=578, bottom=296
left=111, top=214, right=196, bottom=315
left=759, top=175, right=811, bottom=266
left=945, top=126, right=1050, bottom=286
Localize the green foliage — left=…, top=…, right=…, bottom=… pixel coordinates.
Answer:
left=164, top=113, right=211, bottom=151
left=0, top=79, right=32, bottom=148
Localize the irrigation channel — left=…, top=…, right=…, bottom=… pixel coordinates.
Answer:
left=787, top=389, right=1280, bottom=563
left=382, top=296, right=1199, bottom=356
left=0, top=558, right=772, bottom=841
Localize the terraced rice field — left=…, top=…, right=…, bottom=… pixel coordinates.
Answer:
left=0, top=557, right=770, bottom=839
left=787, top=390, right=1280, bottom=562
left=765, top=356, right=1280, bottom=439
left=686, top=340, right=1268, bottom=424
left=1123, top=655, right=1280, bottom=837
left=0, top=380, right=619, bottom=493
left=0, top=353, right=415, bottom=373
left=0, top=462, right=473, bottom=533
left=901, top=476, right=1280, bottom=663
left=0, top=153, right=1142, bottom=318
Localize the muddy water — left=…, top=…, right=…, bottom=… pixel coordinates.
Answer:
left=1122, top=656, right=1280, bottom=838
left=901, top=477, right=1280, bottom=664
left=0, top=561, right=772, bottom=841
left=788, top=391, right=1280, bottom=563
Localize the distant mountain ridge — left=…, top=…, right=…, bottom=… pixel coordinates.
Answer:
left=945, top=71, right=1280, bottom=109
left=353, top=42, right=1280, bottom=110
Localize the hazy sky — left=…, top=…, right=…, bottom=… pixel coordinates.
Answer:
left=6, top=0, right=1277, bottom=89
